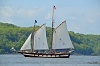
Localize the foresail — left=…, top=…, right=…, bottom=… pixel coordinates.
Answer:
left=52, top=21, right=74, bottom=49
left=34, top=24, right=49, bottom=50
left=20, top=33, right=32, bottom=50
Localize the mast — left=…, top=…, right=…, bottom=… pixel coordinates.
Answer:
left=51, top=6, right=56, bottom=50
left=31, top=20, right=37, bottom=52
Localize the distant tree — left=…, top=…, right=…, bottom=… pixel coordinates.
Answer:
left=0, top=22, right=100, bottom=55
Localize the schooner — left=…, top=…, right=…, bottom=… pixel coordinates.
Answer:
left=18, top=6, right=74, bottom=58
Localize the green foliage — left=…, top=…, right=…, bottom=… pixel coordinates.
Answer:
left=69, top=31, right=100, bottom=55
left=0, top=22, right=100, bottom=55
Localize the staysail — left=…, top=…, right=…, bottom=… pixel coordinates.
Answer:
left=34, top=24, right=49, bottom=50
left=52, top=21, right=74, bottom=49
left=20, top=33, right=32, bottom=51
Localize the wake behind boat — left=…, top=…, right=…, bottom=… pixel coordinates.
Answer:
left=18, top=6, right=74, bottom=58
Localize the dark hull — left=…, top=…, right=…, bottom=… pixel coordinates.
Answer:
left=23, top=52, right=70, bottom=58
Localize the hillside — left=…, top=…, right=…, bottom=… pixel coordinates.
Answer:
left=0, top=22, right=100, bottom=55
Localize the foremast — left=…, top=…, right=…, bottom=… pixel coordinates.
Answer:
left=31, top=20, right=37, bottom=52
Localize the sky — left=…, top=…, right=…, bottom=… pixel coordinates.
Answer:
left=0, top=0, right=100, bottom=34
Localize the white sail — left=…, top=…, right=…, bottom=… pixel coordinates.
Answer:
left=20, top=34, right=32, bottom=50
left=52, top=21, right=74, bottom=49
left=34, top=24, right=49, bottom=50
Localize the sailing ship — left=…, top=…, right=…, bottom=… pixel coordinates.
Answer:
left=18, top=6, right=74, bottom=58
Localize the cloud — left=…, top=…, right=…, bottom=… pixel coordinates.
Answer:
left=45, top=12, right=51, bottom=20
left=0, top=6, right=14, bottom=18
left=0, top=6, right=14, bottom=23
left=0, top=6, right=42, bottom=24
left=87, top=18, right=95, bottom=23
left=71, top=16, right=78, bottom=20
left=16, top=8, right=41, bottom=18
left=67, top=21, right=82, bottom=33
left=71, top=24, right=81, bottom=31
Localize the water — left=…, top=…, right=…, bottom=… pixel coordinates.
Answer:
left=0, top=54, right=100, bottom=66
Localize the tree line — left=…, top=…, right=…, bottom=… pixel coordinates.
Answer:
left=0, top=22, right=100, bottom=55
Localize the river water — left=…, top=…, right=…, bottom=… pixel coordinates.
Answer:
left=0, top=54, right=100, bottom=66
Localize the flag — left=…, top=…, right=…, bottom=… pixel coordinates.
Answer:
left=35, top=20, right=37, bottom=23
left=53, top=6, right=56, bottom=10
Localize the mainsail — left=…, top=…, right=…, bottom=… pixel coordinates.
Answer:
left=34, top=24, right=49, bottom=50
left=20, top=33, right=32, bottom=51
left=20, top=24, right=48, bottom=51
left=52, top=21, right=74, bottom=49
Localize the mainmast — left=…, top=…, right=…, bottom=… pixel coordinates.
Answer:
left=51, top=6, right=56, bottom=50
left=31, top=20, right=37, bottom=52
